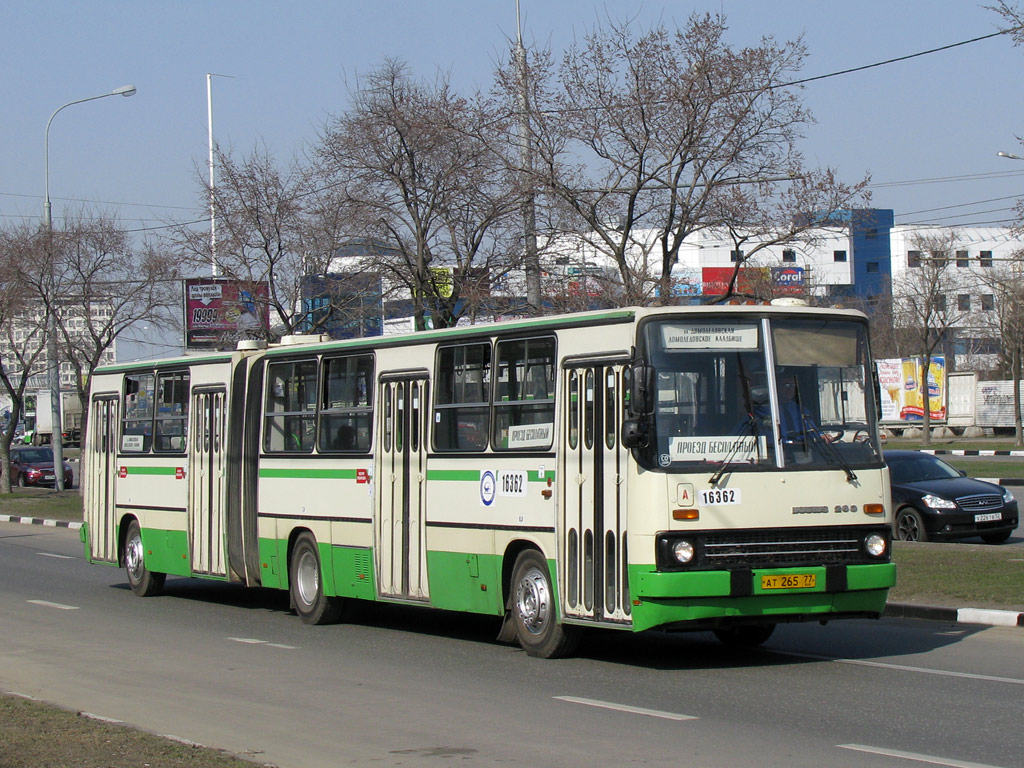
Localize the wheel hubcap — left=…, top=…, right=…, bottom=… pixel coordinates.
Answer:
left=515, top=566, right=550, bottom=635
left=126, top=534, right=144, bottom=579
left=897, top=515, right=920, bottom=541
left=296, top=551, right=319, bottom=606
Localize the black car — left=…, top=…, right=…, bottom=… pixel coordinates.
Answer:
left=886, top=450, right=1018, bottom=544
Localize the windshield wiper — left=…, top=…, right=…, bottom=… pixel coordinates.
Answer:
left=800, top=414, right=858, bottom=483
left=709, top=415, right=762, bottom=486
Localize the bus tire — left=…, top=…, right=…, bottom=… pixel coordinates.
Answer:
left=124, top=519, right=165, bottom=597
left=510, top=549, right=579, bottom=658
left=713, top=624, right=775, bottom=648
left=289, top=533, right=343, bottom=625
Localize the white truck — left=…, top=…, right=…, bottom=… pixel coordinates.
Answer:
left=23, top=390, right=83, bottom=446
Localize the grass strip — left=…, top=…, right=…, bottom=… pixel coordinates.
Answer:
left=890, top=541, right=1024, bottom=610
left=0, top=694, right=269, bottom=768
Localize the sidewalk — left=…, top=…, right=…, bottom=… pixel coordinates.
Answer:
left=3, top=513, right=1020, bottom=631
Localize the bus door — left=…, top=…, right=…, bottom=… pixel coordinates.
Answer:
left=374, top=372, right=430, bottom=601
left=85, top=396, right=119, bottom=564
left=559, top=362, right=631, bottom=624
left=188, top=388, right=227, bottom=577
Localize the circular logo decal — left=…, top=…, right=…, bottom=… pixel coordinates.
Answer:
left=480, top=470, right=496, bottom=506
left=658, top=453, right=672, bottom=468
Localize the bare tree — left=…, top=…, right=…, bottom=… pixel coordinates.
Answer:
left=15, top=214, right=180, bottom=442
left=513, top=13, right=868, bottom=306
left=975, top=245, right=1024, bottom=445
left=174, top=143, right=329, bottom=340
left=0, top=225, right=55, bottom=493
left=317, top=60, right=524, bottom=331
left=891, top=231, right=969, bottom=444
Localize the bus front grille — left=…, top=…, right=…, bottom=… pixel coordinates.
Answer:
left=656, top=526, right=888, bottom=570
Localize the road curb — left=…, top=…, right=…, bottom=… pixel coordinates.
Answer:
left=921, top=449, right=1024, bottom=457
left=0, top=514, right=82, bottom=530
left=884, top=602, right=1024, bottom=628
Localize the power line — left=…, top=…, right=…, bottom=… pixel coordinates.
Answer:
left=869, top=169, right=1024, bottom=189
left=777, top=28, right=1016, bottom=90
left=898, top=195, right=1024, bottom=217
left=0, top=190, right=195, bottom=212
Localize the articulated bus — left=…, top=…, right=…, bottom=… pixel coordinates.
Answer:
left=83, top=305, right=895, bottom=657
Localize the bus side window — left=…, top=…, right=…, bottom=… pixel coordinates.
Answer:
left=433, top=342, right=491, bottom=451
left=493, top=336, right=555, bottom=451
left=318, top=354, right=373, bottom=453
left=122, top=373, right=155, bottom=452
left=264, top=360, right=316, bottom=453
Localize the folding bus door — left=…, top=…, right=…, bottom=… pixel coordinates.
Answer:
left=85, top=396, right=119, bottom=564
left=559, top=362, right=631, bottom=624
left=189, top=388, right=227, bottom=577
left=374, top=373, right=430, bottom=601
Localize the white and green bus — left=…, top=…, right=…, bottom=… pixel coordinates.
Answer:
left=83, top=305, right=895, bottom=657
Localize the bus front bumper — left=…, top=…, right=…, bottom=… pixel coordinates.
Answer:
left=628, top=562, right=896, bottom=633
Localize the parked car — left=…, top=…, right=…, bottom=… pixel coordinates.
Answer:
left=885, top=450, right=1018, bottom=544
left=7, top=446, right=73, bottom=488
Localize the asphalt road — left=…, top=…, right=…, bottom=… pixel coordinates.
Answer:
left=0, top=522, right=1021, bottom=768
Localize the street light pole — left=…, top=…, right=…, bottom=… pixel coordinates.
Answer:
left=43, top=84, right=136, bottom=491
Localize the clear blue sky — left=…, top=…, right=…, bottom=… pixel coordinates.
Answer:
left=3, top=0, right=1024, bottom=237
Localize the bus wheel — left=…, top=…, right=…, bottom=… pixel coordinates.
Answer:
left=289, top=533, right=343, bottom=625
left=124, top=520, right=165, bottom=597
left=510, top=550, right=579, bottom=658
left=714, top=624, right=775, bottom=648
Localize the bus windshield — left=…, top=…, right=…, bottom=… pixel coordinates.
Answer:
left=638, top=315, right=882, bottom=472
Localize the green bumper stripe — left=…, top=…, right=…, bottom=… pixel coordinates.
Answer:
left=260, top=468, right=359, bottom=479
left=124, top=466, right=179, bottom=476
left=629, top=563, right=896, bottom=632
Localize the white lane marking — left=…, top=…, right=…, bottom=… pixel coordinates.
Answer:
left=778, top=651, right=1024, bottom=686
left=37, top=552, right=73, bottom=559
left=27, top=600, right=79, bottom=610
left=554, top=696, right=697, bottom=721
left=227, top=637, right=296, bottom=649
left=839, top=743, right=1008, bottom=768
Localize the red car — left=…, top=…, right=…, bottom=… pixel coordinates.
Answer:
left=8, top=446, right=74, bottom=488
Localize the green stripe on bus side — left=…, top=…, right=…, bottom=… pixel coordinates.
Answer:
left=140, top=527, right=190, bottom=577
left=427, top=469, right=554, bottom=482
left=426, top=550, right=504, bottom=615
left=125, top=466, right=179, bottom=476
left=259, top=468, right=360, bottom=480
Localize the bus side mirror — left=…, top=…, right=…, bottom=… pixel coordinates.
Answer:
left=872, top=368, right=882, bottom=422
left=628, top=364, right=655, bottom=417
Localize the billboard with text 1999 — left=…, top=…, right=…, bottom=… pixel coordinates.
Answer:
left=184, top=278, right=270, bottom=351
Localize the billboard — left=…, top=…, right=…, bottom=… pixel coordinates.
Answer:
left=701, top=267, right=770, bottom=296
left=876, top=356, right=947, bottom=422
left=771, top=266, right=805, bottom=296
left=184, top=278, right=270, bottom=350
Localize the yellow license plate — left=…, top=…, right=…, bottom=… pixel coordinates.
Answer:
left=761, top=573, right=816, bottom=590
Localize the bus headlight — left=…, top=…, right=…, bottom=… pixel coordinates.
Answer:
left=672, top=539, right=695, bottom=564
left=864, top=532, right=887, bottom=558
